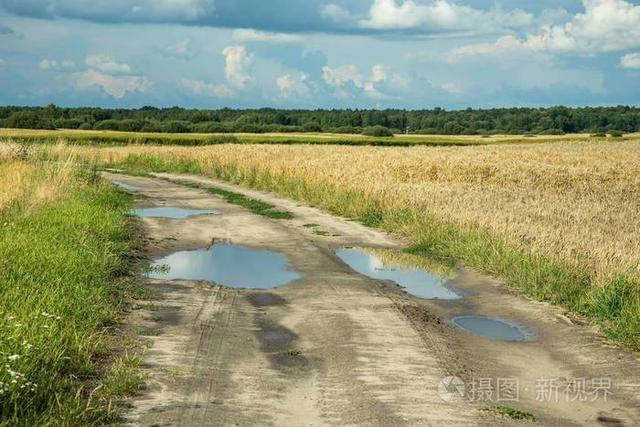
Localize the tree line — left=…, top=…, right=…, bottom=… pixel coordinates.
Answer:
left=1, top=105, right=638, bottom=135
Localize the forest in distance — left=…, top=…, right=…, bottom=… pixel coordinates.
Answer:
left=1, top=104, right=639, bottom=136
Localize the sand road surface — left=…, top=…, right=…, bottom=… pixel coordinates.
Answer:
left=103, top=172, right=640, bottom=426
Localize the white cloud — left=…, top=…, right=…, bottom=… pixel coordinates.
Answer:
left=276, top=73, right=311, bottom=98
left=232, top=29, right=303, bottom=44
left=222, top=45, right=254, bottom=89
left=73, top=69, right=151, bottom=98
left=85, top=54, right=132, bottom=74
left=359, top=0, right=533, bottom=32
left=182, top=79, right=233, bottom=97
left=322, top=64, right=397, bottom=99
left=441, top=82, right=462, bottom=94
left=39, top=59, right=75, bottom=71
left=163, top=38, right=195, bottom=58
left=621, top=53, right=640, bottom=69
left=320, top=4, right=352, bottom=23
left=451, top=0, right=640, bottom=60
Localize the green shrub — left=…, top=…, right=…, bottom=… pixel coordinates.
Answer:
left=362, top=126, right=394, bottom=137
left=609, top=130, right=624, bottom=137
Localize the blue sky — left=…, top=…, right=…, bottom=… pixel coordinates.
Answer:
left=0, top=0, right=639, bottom=109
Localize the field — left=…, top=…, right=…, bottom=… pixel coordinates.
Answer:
left=2, top=128, right=636, bottom=147
left=0, top=145, right=142, bottom=424
left=29, top=136, right=640, bottom=349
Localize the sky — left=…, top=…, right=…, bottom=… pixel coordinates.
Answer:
left=0, top=0, right=639, bottom=109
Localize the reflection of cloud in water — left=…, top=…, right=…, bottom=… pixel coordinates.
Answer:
left=148, top=244, right=300, bottom=289
left=337, top=247, right=461, bottom=300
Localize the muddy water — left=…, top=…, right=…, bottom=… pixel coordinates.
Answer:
left=134, top=207, right=222, bottom=219
left=450, top=315, right=534, bottom=342
left=336, top=247, right=461, bottom=300
left=148, top=243, right=300, bottom=289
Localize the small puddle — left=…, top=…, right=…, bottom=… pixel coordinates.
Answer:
left=148, top=244, right=300, bottom=289
left=134, top=207, right=221, bottom=219
left=112, top=181, right=141, bottom=192
left=450, top=316, right=533, bottom=342
left=336, top=247, right=461, bottom=300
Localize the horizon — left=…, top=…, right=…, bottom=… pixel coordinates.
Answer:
left=1, top=0, right=639, bottom=109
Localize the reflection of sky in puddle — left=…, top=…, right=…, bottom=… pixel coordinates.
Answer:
left=450, top=316, right=533, bottom=342
left=148, top=244, right=300, bottom=289
left=336, top=248, right=461, bottom=300
left=134, top=207, right=221, bottom=219
left=112, top=181, right=141, bottom=192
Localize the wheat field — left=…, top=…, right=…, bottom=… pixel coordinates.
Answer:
left=40, top=139, right=640, bottom=283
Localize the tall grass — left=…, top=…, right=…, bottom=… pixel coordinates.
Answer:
left=32, top=141, right=640, bottom=349
left=0, top=149, right=141, bottom=424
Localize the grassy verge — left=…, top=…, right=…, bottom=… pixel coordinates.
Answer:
left=92, top=153, right=639, bottom=350
left=0, top=163, right=143, bottom=424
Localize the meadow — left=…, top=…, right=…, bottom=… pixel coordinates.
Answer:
left=31, top=136, right=640, bottom=349
left=0, top=144, right=142, bottom=424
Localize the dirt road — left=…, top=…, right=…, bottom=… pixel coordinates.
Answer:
left=104, top=172, right=640, bottom=426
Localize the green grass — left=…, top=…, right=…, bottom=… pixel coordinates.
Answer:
left=0, top=167, right=142, bottom=424
left=483, top=405, right=536, bottom=421
left=83, top=153, right=640, bottom=350
left=159, top=176, right=295, bottom=220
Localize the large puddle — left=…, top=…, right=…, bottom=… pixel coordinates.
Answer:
left=148, top=244, right=300, bottom=289
left=336, top=247, right=461, bottom=300
left=450, top=316, right=533, bottom=342
left=134, top=207, right=221, bottom=219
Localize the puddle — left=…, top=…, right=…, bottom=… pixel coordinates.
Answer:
left=134, top=207, right=221, bottom=219
left=112, top=181, right=141, bottom=192
left=336, top=247, right=461, bottom=300
left=148, top=244, right=300, bottom=289
left=450, top=316, right=533, bottom=342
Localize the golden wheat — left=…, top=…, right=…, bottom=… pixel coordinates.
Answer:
left=34, top=139, right=640, bottom=281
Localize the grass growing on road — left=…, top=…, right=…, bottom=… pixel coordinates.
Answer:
left=30, top=140, right=640, bottom=349
left=0, top=150, right=142, bottom=424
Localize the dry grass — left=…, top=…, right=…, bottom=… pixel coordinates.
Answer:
left=41, top=139, right=640, bottom=282
left=0, top=144, right=74, bottom=214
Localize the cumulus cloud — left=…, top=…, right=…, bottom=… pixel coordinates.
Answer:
left=322, top=63, right=396, bottom=99
left=620, top=53, right=640, bottom=69
left=359, top=0, right=533, bottom=32
left=163, top=38, right=195, bottom=58
left=232, top=29, right=303, bottom=44
left=222, top=45, right=254, bottom=89
left=73, top=69, right=151, bottom=98
left=276, top=73, right=311, bottom=98
left=451, top=0, right=640, bottom=60
left=181, top=79, right=233, bottom=97
left=85, top=54, right=131, bottom=73
left=39, top=59, right=75, bottom=71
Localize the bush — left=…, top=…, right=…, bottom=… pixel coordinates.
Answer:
left=609, top=130, right=624, bottom=137
left=78, top=122, right=93, bottom=130
left=362, top=126, right=394, bottom=137
left=161, top=120, right=192, bottom=133
left=93, top=120, right=121, bottom=131
left=590, top=133, right=607, bottom=138
left=302, top=122, right=322, bottom=132
left=443, top=121, right=464, bottom=135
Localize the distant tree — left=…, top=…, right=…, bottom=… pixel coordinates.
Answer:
left=302, top=122, right=322, bottom=132
left=443, top=121, right=464, bottom=135
left=6, top=111, right=53, bottom=129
